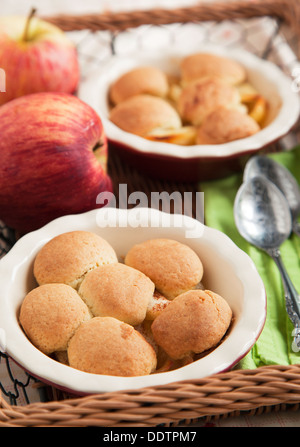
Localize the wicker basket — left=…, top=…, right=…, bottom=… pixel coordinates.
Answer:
left=1, top=0, right=300, bottom=427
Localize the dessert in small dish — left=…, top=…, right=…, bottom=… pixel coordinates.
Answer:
left=0, top=208, right=266, bottom=394
left=79, top=44, right=300, bottom=181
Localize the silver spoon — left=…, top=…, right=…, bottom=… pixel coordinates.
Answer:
left=244, top=155, right=300, bottom=237
left=234, top=175, right=300, bottom=351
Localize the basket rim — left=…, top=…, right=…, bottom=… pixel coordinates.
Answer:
left=41, top=0, right=300, bottom=40
left=2, top=363, right=300, bottom=427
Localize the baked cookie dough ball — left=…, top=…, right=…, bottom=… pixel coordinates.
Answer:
left=33, top=231, right=118, bottom=289
left=177, top=77, right=241, bottom=126
left=125, top=238, right=203, bottom=299
left=68, top=317, right=157, bottom=376
left=151, top=289, right=232, bottom=360
left=109, top=94, right=182, bottom=137
left=180, top=52, right=246, bottom=86
left=109, top=66, right=169, bottom=105
left=19, top=283, right=91, bottom=355
left=78, top=263, right=155, bottom=326
left=196, top=106, right=260, bottom=145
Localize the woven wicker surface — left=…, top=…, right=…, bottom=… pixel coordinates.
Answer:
left=42, top=0, right=299, bottom=33
left=42, top=0, right=300, bottom=55
left=1, top=364, right=300, bottom=427
left=1, top=0, right=300, bottom=427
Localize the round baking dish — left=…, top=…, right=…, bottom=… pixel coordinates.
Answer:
left=78, top=44, right=300, bottom=182
left=0, top=208, right=266, bottom=395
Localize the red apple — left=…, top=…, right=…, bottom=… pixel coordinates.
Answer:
left=0, top=92, right=113, bottom=233
left=0, top=10, right=79, bottom=105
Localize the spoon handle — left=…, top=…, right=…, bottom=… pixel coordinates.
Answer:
left=267, top=248, right=300, bottom=349
left=292, top=325, right=300, bottom=353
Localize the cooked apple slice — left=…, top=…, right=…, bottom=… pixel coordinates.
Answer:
left=146, top=126, right=197, bottom=145
left=237, top=82, right=259, bottom=102
left=238, top=83, right=268, bottom=126
left=248, top=95, right=268, bottom=126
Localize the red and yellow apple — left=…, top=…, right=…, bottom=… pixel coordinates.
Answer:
left=0, top=92, right=112, bottom=233
left=0, top=11, right=79, bottom=105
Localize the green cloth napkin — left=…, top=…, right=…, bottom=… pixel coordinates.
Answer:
left=201, top=147, right=300, bottom=369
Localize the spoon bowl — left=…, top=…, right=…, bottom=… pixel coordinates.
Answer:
left=244, top=155, right=300, bottom=235
left=234, top=175, right=292, bottom=250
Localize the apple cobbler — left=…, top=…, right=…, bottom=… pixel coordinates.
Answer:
left=108, top=52, right=268, bottom=146
left=19, top=232, right=232, bottom=377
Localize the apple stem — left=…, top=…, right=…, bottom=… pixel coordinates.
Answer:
left=22, top=7, right=37, bottom=42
